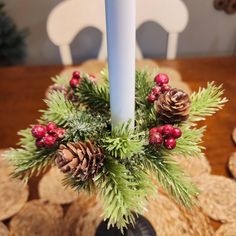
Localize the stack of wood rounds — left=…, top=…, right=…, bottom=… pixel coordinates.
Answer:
left=0, top=150, right=29, bottom=221
left=38, top=167, right=78, bottom=204
left=63, top=192, right=103, bottom=236
left=194, top=175, right=236, bottom=223
left=175, top=155, right=211, bottom=177
left=9, top=200, right=64, bottom=236
left=0, top=222, right=9, bottom=236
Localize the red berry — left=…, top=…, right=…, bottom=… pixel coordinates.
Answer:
left=46, top=122, right=57, bottom=133
left=35, top=138, right=45, bottom=148
left=156, top=126, right=164, bottom=134
left=162, top=124, right=174, bottom=137
left=151, top=86, right=162, bottom=96
left=72, top=71, right=80, bottom=78
left=172, top=128, right=182, bottom=139
left=32, top=125, right=47, bottom=138
left=54, top=128, right=65, bottom=140
left=164, top=137, right=176, bottom=150
left=149, top=127, right=159, bottom=135
left=149, top=133, right=163, bottom=145
left=44, top=135, right=57, bottom=148
left=70, top=78, right=80, bottom=88
left=147, top=93, right=156, bottom=103
left=161, top=84, right=171, bottom=93
left=154, top=73, right=169, bottom=86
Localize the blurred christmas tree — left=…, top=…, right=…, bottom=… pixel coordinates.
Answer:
left=0, top=3, right=27, bottom=66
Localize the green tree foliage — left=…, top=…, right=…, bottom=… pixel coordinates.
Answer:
left=0, top=3, right=27, bottom=66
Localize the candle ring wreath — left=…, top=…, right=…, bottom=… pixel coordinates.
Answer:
left=5, top=69, right=227, bottom=232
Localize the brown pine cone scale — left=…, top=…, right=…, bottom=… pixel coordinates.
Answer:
left=55, top=141, right=104, bottom=181
left=156, top=88, right=191, bottom=123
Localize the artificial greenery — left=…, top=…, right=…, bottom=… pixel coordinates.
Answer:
left=0, top=3, right=27, bottom=66
left=4, top=69, right=227, bottom=232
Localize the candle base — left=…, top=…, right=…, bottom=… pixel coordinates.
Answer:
left=95, top=214, right=156, bottom=236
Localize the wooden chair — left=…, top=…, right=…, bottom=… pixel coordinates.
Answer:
left=47, top=0, right=189, bottom=65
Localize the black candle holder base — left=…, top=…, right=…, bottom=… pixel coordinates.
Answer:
left=95, top=214, right=156, bottom=236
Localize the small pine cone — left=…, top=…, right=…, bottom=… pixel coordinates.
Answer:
left=55, top=141, right=104, bottom=181
left=156, top=88, right=191, bottom=123
left=45, top=84, right=68, bottom=99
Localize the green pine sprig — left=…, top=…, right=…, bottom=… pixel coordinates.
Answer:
left=102, top=122, right=145, bottom=159
left=94, top=158, right=148, bottom=232
left=65, top=111, right=108, bottom=142
left=4, top=127, right=57, bottom=180
left=51, top=74, right=69, bottom=86
left=40, top=91, right=77, bottom=126
left=163, top=125, right=206, bottom=158
left=189, top=82, right=228, bottom=122
left=76, top=78, right=110, bottom=114
left=143, top=147, right=198, bottom=207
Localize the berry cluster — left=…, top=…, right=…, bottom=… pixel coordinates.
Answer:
left=69, top=71, right=81, bottom=88
left=147, top=73, right=171, bottom=103
left=149, top=124, right=182, bottom=150
left=69, top=71, right=97, bottom=89
left=31, top=122, right=65, bottom=148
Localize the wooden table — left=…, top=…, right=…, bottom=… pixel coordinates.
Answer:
left=0, top=56, right=236, bottom=179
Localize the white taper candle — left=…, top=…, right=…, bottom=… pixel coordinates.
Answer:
left=105, top=0, right=136, bottom=128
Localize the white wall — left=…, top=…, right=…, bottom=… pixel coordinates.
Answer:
left=3, top=0, right=236, bottom=65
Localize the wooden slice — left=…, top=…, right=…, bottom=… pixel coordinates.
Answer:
left=228, top=152, right=236, bottom=179
left=38, top=167, right=78, bottom=204
left=0, top=149, right=14, bottom=181
left=9, top=200, right=64, bottom=236
left=0, top=150, right=29, bottom=221
left=144, top=191, right=214, bottom=236
left=64, top=192, right=103, bottom=236
left=0, top=222, right=9, bottom=236
left=175, top=155, right=211, bottom=177
left=216, top=222, right=236, bottom=236
left=194, top=174, right=236, bottom=222
left=180, top=205, right=214, bottom=236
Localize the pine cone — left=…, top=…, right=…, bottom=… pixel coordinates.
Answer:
left=55, top=141, right=104, bottom=181
left=156, top=88, right=191, bottom=123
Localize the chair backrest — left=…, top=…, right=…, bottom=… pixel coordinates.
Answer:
left=47, top=0, right=188, bottom=65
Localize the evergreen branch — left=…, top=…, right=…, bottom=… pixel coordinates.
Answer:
left=51, top=75, right=69, bottom=86
left=65, top=111, right=108, bottom=142
left=4, top=127, right=57, bottom=180
left=189, top=82, right=228, bottom=122
left=17, top=128, right=35, bottom=150
left=102, top=122, right=145, bottom=159
left=135, top=70, right=153, bottom=108
left=40, top=91, right=77, bottom=126
left=4, top=148, right=55, bottom=181
left=62, top=173, right=94, bottom=193
left=94, top=158, right=147, bottom=232
left=136, top=106, right=158, bottom=130
left=144, top=147, right=198, bottom=207
left=76, top=78, right=110, bottom=113
left=163, top=125, right=206, bottom=157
